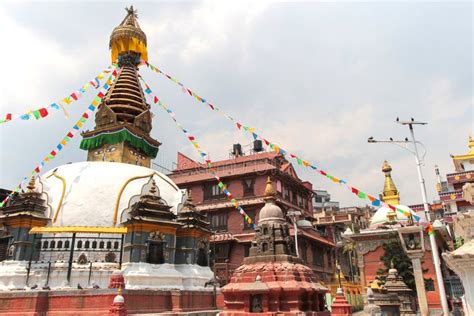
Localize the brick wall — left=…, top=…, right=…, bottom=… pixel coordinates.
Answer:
left=362, top=244, right=442, bottom=310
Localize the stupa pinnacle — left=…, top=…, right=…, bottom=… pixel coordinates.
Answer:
left=80, top=6, right=160, bottom=167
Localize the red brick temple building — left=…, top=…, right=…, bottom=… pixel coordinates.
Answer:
left=220, top=178, right=329, bottom=315
left=169, top=147, right=336, bottom=284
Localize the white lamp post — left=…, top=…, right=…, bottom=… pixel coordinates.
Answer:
left=287, top=209, right=312, bottom=258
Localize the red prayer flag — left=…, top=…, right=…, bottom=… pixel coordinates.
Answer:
left=82, top=113, right=89, bottom=119
left=6, top=113, right=12, bottom=121
left=351, top=187, right=359, bottom=194
left=34, top=167, right=40, bottom=173
left=320, top=170, right=327, bottom=176
left=153, top=96, right=159, bottom=103
left=67, top=132, right=74, bottom=138
left=208, top=104, right=215, bottom=110
left=98, top=92, right=105, bottom=98
left=187, top=89, right=193, bottom=96
left=39, top=108, right=48, bottom=118
left=236, top=122, right=242, bottom=129
left=71, top=93, right=78, bottom=101
left=50, top=151, right=57, bottom=156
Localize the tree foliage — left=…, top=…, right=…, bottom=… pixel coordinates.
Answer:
left=377, top=237, right=417, bottom=291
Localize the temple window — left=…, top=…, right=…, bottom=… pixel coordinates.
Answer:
left=50, top=241, right=56, bottom=249
left=244, top=244, right=250, bottom=257
left=214, top=244, right=230, bottom=262
left=107, top=241, right=112, bottom=249
left=99, top=241, right=104, bottom=249
left=57, top=241, right=63, bottom=249
left=242, top=178, right=254, bottom=196
left=43, top=241, right=49, bottom=249
left=77, top=240, right=83, bottom=248
left=203, top=183, right=226, bottom=201
left=209, top=213, right=227, bottom=232
left=312, top=245, right=324, bottom=267
left=196, top=241, right=208, bottom=266
left=92, top=241, right=97, bottom=249
left=262, top=242, right=268, bottom=253
left=146, top=239, right=165, bottom=264
left=300, top=240, right=307, bottom=262
left=65, top=240, right=70, bottom=249
left=84, top=241, right=90, bottom=249
left=114, top=241, right=119, bottom=249
left=250, top=295, right=263, bottom=312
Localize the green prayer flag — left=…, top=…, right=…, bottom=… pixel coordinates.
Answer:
left=358, top=191, right=366, bottom=199
left=32, top=110, right=41, bottom=119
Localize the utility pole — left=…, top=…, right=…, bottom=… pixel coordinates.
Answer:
left=368, top=118, right=449, bottom=316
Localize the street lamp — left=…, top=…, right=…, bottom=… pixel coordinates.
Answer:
left=398, top=225, right=429, bottom=316
left=368, top=118, right=449, bottom=316
left=287, top=209, right=312, bottom=258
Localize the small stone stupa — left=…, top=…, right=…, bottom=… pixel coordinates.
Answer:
left=221, top=178, right=328, bottom=315
left=384, top=262, right=416, bottom=315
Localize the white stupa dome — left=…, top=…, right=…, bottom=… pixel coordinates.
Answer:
left=38, top=161, right=185, bottom=228
left=369, top=204, right=412, bottom=229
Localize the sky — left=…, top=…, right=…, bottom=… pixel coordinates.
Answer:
left=0, top=0, right=472, bottom=207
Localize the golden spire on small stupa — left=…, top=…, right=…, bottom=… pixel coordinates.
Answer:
left=381, top=161, right=400, bottom=205
left=264, top=177, right=276, bottom=201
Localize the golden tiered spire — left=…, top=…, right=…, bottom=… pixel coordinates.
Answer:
left=80, top=6, right=161, bottom=167
left=110, top=6, right=148, bottom=63
left=381, top=161, right=400, bottom=205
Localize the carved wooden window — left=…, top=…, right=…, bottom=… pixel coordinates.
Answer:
left=203, top=183, right=226, bottom=201
left=209, top=213, right=227, bottom=232
left=312, top=245, right=324, bottom=267
left=214, top=243, right=230, bottom=261
left=243, top=178, right=254, bottom=197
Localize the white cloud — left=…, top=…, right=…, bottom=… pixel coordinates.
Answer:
left=0, top=7, right=78, bottom=113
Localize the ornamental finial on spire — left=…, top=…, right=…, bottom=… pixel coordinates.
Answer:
left=110, top=5, right=148, bottom=63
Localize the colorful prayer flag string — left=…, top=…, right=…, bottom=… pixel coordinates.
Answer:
left=0, top=68, right=118, bottom=208
left=0, top=64, right=117, bottom=125
left=142, top=60, right=434, bottom=235
left=138, top=75, right=255, bottom=227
